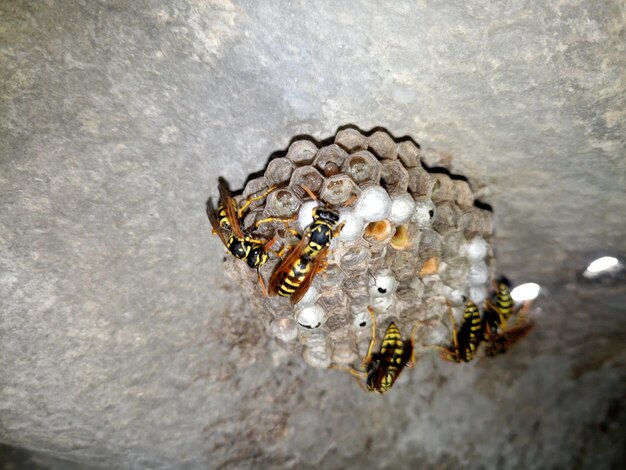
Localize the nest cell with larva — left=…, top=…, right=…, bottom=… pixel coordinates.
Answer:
left=224, top=129, right=495, bottom=370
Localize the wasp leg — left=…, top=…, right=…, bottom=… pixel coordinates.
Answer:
left=445, top=302, right=460, bottom=354
left=408, top=321, right=421, bottom=367
left=237, top=185, right=278, bottom=217
left=257, top=268, right=268, bottom=297
left=330, top=364, right=368, bottom=392
left=300, top=184, right=318, bottom=201
left=254, top=216, right=300, bottom=237
left=332, top=221, right=346, bottom=238
left=362, top=306, right=378, bottom=368
left=342, top=193, right=357, bottom=207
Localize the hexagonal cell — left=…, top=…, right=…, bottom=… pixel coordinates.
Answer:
left=342, top=150, right=382, bottom=185
left=303, top=344, right=332, bottom=369
left=389, top=193, right=416, bottom=225
left=432, top=202, right=462, bottom=235
left=390, top=225, right=412, bottom=250
left=370, top=294, right=397, bottom=315
left=339, top=243, right=371, bottom=273
left=269, top=318, right=298, bottom=342
left=412, top=197, right=436, bottom=228
left=354, top=185, right=391, bottom=222
left=368, top=270, right=398, bottom=297
left=441, top=231, right=467, bottom=261
left=468, top=261, right=489, bottom=286
left=465, top=237, right=489, bottom=262
left=325, top=314, right=352, bottom=332
left=241, top=176, right=272, bottom=204
left=380, top=160, right=410, bottom=194
left=417, top=229, right=442, bottom=260
left=320, top=174, right=360, bottom=207
left=389, top=249, right=419, bottom=282
left=332, top=341, right=359, bottom=365
left=407, top=166, right=435, bottom=197
left=460, top=207, right=494, bottom=239
left=396, top=140, right=421, bottom=168
left=295, top=304, right=326, bottom=329
left=420, top=148, right=453, bottom=170
left=286, top=139, right=318, bottom=165
left=431, top=173, right=456, bottom=203
left=290, top=166, right=326, bottom=199
left=265, top=157, right=295, bottom=185
left=313, top=144, right=350, bottom=177
left=364, top=220, right=393, bottom=245
left=335, top=128, right=367, bottom=152
left=319, top=289, right=349, bottom=313
left=342, top=274, right=368, bottom=298
left=367, top=131, right=397, bottom=160
left=396, top=277, right=425, bottom=304
left=264, top=187, right=301, bottom=218
left=336, top=209, right=365, bottom=242
left=418, top=256, right=440, bottom=277
left=439, top=261, right=468, bottom=285
left=453, top=179, right=475, bottom=210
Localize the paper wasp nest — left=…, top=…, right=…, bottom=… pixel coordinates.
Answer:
left=226, top=129, right=494, bottom=369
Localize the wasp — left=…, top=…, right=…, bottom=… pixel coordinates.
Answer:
left=482, top=276, right=516, bottom=337
left=484, top=320, right=534, bottom=357
left=436, top=299, right=483, bottom=363
left=268, top=186, right=345, bottom=304
left=333, top=307, right=417, bottom=393
left=482, top=277, right=535, bottom=356
left=207, top=180, right=284, bottom=295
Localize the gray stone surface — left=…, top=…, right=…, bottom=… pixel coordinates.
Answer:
left=1, top=1, right=624, bottom=469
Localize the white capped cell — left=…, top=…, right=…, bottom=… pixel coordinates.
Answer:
left=389, top=193, right=416, bottom=225
left=468, top=262, right=489, bottom=286
left=370, top=295, right=396, bottom=314
left=412, top=199, right=436, bottom=228
left=368, top=272, right=398, bottom=297
left=465, top=237, right=489, bottom=262
left=354, top=186, right=392, bottom=222
left=337, top=209, right=365, bottom=241
left=469, top=285, right=488, bottom=305
left=295, top=304, right=325, bottom=329
left=353, top=311, right=370, bottom=329
left=298, top=200, right=319, bottom=231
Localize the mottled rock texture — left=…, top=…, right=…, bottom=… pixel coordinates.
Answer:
left=1, top=1, right=625, bottom=469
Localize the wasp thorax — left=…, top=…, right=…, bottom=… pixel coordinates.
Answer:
left=221, top=128, right=495, bottom=373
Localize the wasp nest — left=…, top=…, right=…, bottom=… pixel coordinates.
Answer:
left=225, top=129, right=494, bottom=369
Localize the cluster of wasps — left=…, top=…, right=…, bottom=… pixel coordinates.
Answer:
left=207, top=180, right=534, bottom=394
left=206, top=180, right=344, bottom=303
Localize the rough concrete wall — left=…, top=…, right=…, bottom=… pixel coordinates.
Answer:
left=1, top=1, right=625, bottom=469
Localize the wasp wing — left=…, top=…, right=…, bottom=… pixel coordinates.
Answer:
left=206, top=199, right=229, bottom=247
left=218, top=181, right=244, bottom=238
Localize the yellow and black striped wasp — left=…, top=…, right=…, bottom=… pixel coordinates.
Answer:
left=334, top=307, right=417, bottom=393
left=484, top=320, right=534, bottom=357
left=482, top=276, right=515, bottom=337
left=436, top=299, right=483, bottom=363
left=207, top=180, right=280, bottom=295
left=482, top=277, right=534, bottom=356
left=268, top=186, right=345, bottom=304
